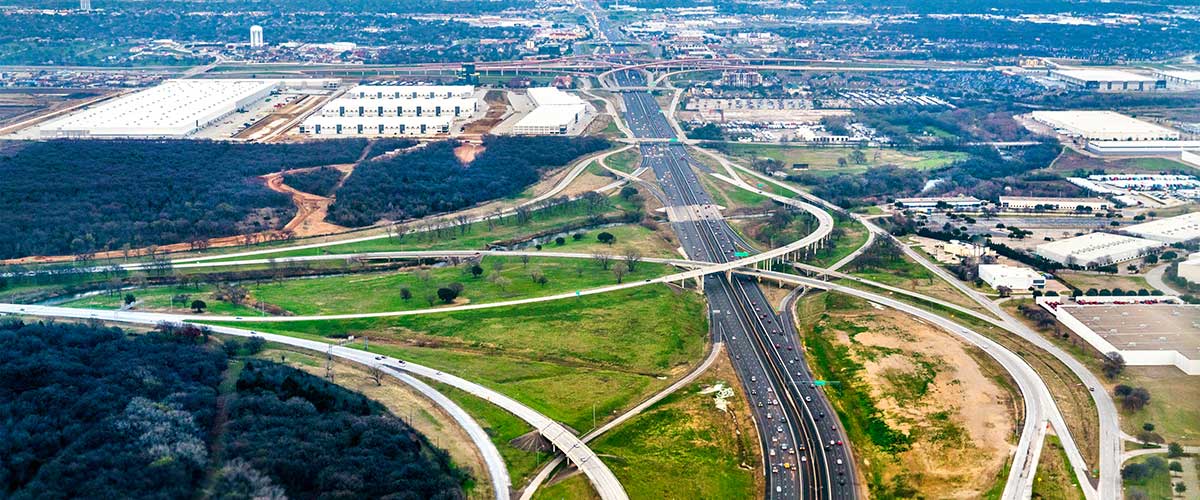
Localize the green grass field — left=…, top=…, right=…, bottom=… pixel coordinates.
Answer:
left=248, top=256, right=673, bottom=316
left=428, top=381, right=546, bottom=487
left=204, top=285, right=709, bottom=431
left=1122, top=455, right=1174, bottom=500
left=725, top=144, right=967, bottom=176
left=1031, top=435, right=1085, bottom=500
left=806, top=218, right=869, bottom=268
left=605, top=148, right=642, bottom=174
left=61, top=286, right=262, bottom=316
left=583, top=378, right=758, bottom=499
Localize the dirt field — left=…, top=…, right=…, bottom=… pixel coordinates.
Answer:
left=462, top=90, right=510, bottom=138
left=255, top=346, right=493, bottom=499
left=798, top=296, right=1018, bottom=498
left=455, top=143, right=485, bottom=163
left=262, top=165, right=352, bottom=238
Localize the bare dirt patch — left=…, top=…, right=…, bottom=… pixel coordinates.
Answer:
left=262, top=168, right=349, bottom=238
left=455, top=143, right=485, bottom=164
left=813, top=303, right=1018, bottom=498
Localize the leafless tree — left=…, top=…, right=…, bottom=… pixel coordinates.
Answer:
left=621, top=247, right=643, bottom=273
left=612, top=262, right=629, bottom=283
left=520, top=254, right=531, bottom=268
left=593, top=251, right=613, bottom=270
left=367, top=365, right=385, bottom=386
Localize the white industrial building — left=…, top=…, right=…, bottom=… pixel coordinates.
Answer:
left=319, top=97, right=479, bottom=118
left=1122, top=212, right=1200, bottom=243
left=345, top=85, right=474, bottom=99
left=1029, top=111, right=1180, bottom=141
left=38, top=79, right=280, bottom=138
left=250, top=25, right=264, bottom=48
left=512, top=87, right=593, bottom=135
left=300, top=84, right=481, bottom=138
left=1154, top=70, right=1200, bottom=89
left=1041, top=297, right=1200, bottom=375
left=894, top=196, right=984, bottom=211
left=999, top=196, right=1111, bottom=212
left=1049, top=68, right=1165, bottom=92
left=978, top=264, right=1046, bottom=291
left=299, top=116, right=453, bottom=136
left=1035, top=232, right=1165, bottom=268
left=1178, top=253, right=1200, bottom=286
left=1085, top=140, right=1200, bottom=156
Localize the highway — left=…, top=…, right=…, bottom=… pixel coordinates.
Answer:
left=616, top=65, right=855, bottom=500
left=0, top=302, right=630, bottom=500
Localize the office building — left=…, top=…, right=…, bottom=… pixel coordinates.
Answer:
left=978, top=264, right=1046, bottom=291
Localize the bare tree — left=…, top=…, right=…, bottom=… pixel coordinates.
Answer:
left=621, top=247, right=643, bottom=273
left=612, top=262, right=629, bottom=283
left=367, top=365, right=385, bottom=386
left=520, top=254, right=531, bottom=268
left=593, top=251, right=613, bottom=270
left=416, top=269, right=432, bottom=284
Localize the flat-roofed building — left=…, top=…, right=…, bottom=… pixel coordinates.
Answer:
left=1042, top=297, right=1200, bottom=375
left=894, top=196, right=983, bottom=211
left=1029, top=111, right=1179, bottom=141
left=1036, top=232, right=1165, bottom=268
left=320, top=97, right=479, bottom=118
left=1085, top=140, right=1200, bottom=156
left=1050, top=68, right=1165, bottom=92
left=1122, top=212, right=1200, bottom=243
left=345, top=85, right=475, bottom=99
left=513, top=104, right=587, bottom=135
left=38, top=79, right=280, bottom=138
left=1178, top=253, right=1200, bottom=285
left=511, top=87, right=593, bottom=135
left=999, top=196, right=1111, bottom=212
left=1154, top=70, right=1200, bottom=89
left=299, top=116, right=453, bottom=136
left=978, top=264, right=1046, bottom=291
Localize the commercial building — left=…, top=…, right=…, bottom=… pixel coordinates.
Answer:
left=300, top=84, right=480, bottom=137
left=512, top=87, right=593, bottom=135
left=1154, top=70, right=1200, bottom=89
left=1122, top=212, right=1200, bottom=244
left=978, top=264, right=1046, bottom=291
left=1084, top=174, right=1200, bottom=191
left=38, top=79, right=279, bottom=138
left=345, top=85, right=474, bottom=99
left=1029, top=111, right=1180, bottom=141
left=1049, top=68, right=1165, bottom=92
left=999, top=196, right=1111, bottom=212
left=893, top=196, right=984, bottom=211
left=1041, top=297, right=1200, bottom=375
left=1178, top=253, right=1200, bottom=286
left=298, top=116, right=452, bottom=136
left=1084, top=140, right=1200, bottom=156
left=1184, top=151, right=1200, bottom=169
left=931, top=239, right=994, bottom=263
left=319, top=97, right=479, bottom=118
left=1035, top=232, right=1165, bottom=268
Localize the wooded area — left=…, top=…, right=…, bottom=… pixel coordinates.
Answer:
left=328, top=135, right=610, bottom=227
left=0, top=139, right=370, bottom=259
left=0, top=320, right=464, bottom=499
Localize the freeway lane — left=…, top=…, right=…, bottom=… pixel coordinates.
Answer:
left=626, top=78, right=854, bottom=498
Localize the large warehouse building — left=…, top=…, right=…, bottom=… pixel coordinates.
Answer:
left=1029, top=111, right=1180, bottom=141
left=38, top=79, right=280, bottom=138
left=1041, top=297, right=1200, bottom=375
left=512, top=87, right=592, bottom=135
left=1035, top=231, right=1165, bottom=268
left=300, top=84, right=482, bottom=137
left=1154, top=70, right=1200, bottom=89
left=1122, top=211, right=1200, bottom=243
left=1049, top=68, right=1165, bottom=92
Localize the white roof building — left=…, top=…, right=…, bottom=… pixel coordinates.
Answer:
left=978, top=264, right=1047, bottom=291
left=1050, top=68, right=1164, bottom=92
left=1154, top=70, right=1200, bottom=89
left=1036, top=232, right=1166, bottom=268
left=298, top=116, right=453, bottom=137
left=513, top=104, right=588, bottom=135
left=1085, top=140, right=1200, bottom=156
left=39, top=79, right=279, bottom=138
left=320, top=97, right=479, bottom=118
left=894, top=196, right=984, bottom=210
left=999, top=196, right=1111, bottom=212
left=1122, top=212, right=1200, bottom=243
left=345, top=85, right=475, bottom=99
left=512, top=87, right=592, bottom=135
left=1179, top=253, right=1200, bottom=286
left=1029, top=111, right=1180, bottom=141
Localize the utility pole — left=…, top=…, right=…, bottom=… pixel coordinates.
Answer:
left=325, top=345, right=334, bottom=381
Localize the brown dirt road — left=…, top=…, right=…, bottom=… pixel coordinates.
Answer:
left=261, top=167, right=350, bottom=238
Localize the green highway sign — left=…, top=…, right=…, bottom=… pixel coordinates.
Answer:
left=734, top=251, right=750, bottom=257
left=813, top=380, right=827, bottom=386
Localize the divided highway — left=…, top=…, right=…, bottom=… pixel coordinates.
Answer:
left=618, top=69, right=856, bottom=500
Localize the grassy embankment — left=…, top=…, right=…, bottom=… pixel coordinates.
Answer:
left=723, top=144, right=968, bottom=177
left=203, top=285, right=709, bottom=435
